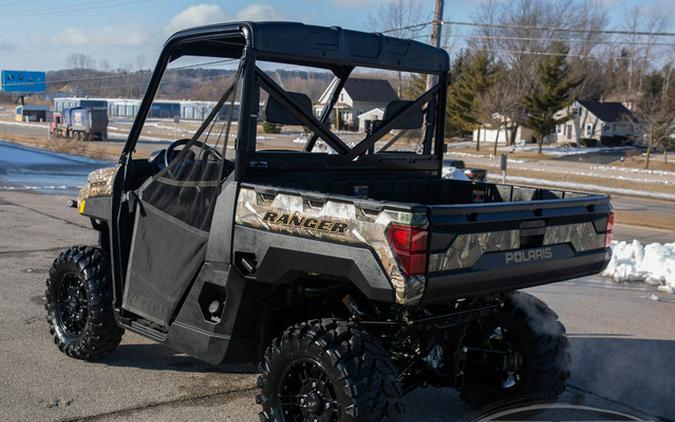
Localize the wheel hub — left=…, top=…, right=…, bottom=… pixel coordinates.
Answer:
left=278, top=359, right=340, bottom=421
left=57, top=274, right=88, bottom=336
left=466, top=325, right=523, bottom=392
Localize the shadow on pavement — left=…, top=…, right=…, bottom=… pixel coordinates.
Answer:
left=101, top=336, right=670, bottom=420
left=568, top=336, right=675, bottom=420
left=102, top=343, right=256, bottom=374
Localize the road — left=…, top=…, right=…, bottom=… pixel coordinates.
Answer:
left=0, top=140, right=111, bottom=195
left=0, top=142, right=674, bottom=421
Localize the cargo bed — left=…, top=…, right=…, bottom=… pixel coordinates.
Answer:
left=252, top=177, right=613, bottom=302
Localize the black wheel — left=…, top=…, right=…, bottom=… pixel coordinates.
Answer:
left=45, top=246, right=123, bottom=360
left=460, top=292, right=570, bottom=408
left=257, top=319, right=403, bottom=421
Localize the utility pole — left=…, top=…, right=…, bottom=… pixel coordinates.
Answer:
left=426, top=0, right=445, bottom=91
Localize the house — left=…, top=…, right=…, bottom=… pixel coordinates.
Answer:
left=551, top=100, right=637, bottom=144
left=357, top=108, right=385, bottom=133
left=472, top=114, right=536, bottom=145
left=15, top=104, right=50, bottom=122
left=315, top=77, right=399, bottom=131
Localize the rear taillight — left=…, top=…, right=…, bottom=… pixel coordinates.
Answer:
left=464, top=170, right=474, bottom=177
left=387, top=223, right=428, bottom=276
left=605, top=212, right=615, bottom=247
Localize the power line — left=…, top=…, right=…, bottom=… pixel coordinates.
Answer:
left=385, top=20, right=675, bottom=39
left=446, top=32, right=675, bottom=48
left=379, top=22, right=430, bottom=35
left=442, top=20, right=675, bottom=38
left=1, top=59, right=239, bottom=88
left=0, top=0, right=150, bottom=19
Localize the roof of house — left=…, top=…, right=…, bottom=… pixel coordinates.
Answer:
left=343, top=78, right=399, bottom=103
left=357, top=108, right=385, bottom=118
left=578, top=100, right=633, bottom=122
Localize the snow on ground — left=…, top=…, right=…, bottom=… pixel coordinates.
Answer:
left=589, top=165, right=675, bottom=178
left=513, top=145, right=633, bottom=156
left=446, top=151, right=526, bottom=163
left=446, top=143, right=633, bottom=157
left=602, top=240, right=675, bottom=294
left=486, top=174, right=675, bottom=201
left=442, top=166, right=470, bottom=181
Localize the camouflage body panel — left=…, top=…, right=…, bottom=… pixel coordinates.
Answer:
left=78, top=165, right=119, bottom=204
left=543, top=222, right=605, bottom=252
left=235, top=187, right=428, bottom=305
left=428, top=230, right=519, bottom=272
left=428, top=222, right=604, bottom=272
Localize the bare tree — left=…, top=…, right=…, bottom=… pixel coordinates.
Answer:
left=624, top=87, right=674, bottom=169
left=367, top=0, right=427, bottom=96
left=65, top=53, right=96, bottom=70
left=619, top=5, right=672, bottom=99
left=476, top=72, right=523, bottom=155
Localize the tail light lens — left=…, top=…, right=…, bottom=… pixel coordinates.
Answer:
left=604, top=212, right=615, bottom=247
left=387, top=223, right=428, bottom=276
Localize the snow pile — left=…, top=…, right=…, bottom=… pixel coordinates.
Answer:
left=442, top=166, right=470, bottom=181
left=602, top=240, right=675, bottom=294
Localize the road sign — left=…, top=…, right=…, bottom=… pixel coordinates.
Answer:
left=0, top=70, right=46, bottom=94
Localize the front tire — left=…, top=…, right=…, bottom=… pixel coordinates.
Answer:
left=45, top=246, right=123, bottom=360
left=257, top=319, right=403, bottom=421
left=460, top=292, right=570, bottom=408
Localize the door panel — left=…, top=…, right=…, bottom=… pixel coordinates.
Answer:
left=122, top=202, right=209, bottom=326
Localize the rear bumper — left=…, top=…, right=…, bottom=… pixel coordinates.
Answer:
left=422, top=245, right=611, bottom=304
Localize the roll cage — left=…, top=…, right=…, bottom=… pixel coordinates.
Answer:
left=107, top=23, right=450, bottom=306
left=118, top=21, right=450, bottom=184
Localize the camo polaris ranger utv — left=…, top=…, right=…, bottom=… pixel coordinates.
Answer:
left=45, top=22, right=614, bottom=420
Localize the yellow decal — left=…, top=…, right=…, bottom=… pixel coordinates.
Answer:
left=262, top=211, right=349, bottom=234
left=78, top=200, right=86, bottom=214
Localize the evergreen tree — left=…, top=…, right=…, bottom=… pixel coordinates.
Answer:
left=403, top=72, right=427, bottom=100
left=524, top=42, right=582, bottom=153
left=446, top=51, right=495, bottom=149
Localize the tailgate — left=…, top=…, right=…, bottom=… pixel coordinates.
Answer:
left=423, top=193, right=612, bottom=303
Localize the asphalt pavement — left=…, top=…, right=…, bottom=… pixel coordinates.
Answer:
left=0, top=139, right=673, bottom=421
left=0, top=190, right=672, bottom=421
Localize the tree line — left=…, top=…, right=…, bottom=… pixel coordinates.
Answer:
left=373, top=0, right=674, bottom=165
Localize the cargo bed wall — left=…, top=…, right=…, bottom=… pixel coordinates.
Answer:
left=272, top=178, right=589, bottom=206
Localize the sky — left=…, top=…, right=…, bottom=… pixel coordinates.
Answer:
left=0, top=0, right=672, bottom=71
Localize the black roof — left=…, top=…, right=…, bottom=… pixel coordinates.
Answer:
left=343, top=78, right=399, bottom=102
left=167, top=21, right=449, bottom=74
left=578, top=100, right=633, bottom=122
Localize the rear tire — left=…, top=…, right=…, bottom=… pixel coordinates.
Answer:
left=45, top=246, right=123, bottom=360
left=460, top=292, right=570, bottom=408
left=257, top=319, right=403, bottom=421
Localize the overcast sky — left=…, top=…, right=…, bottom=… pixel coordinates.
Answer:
left=0, top=0, right=672, bottom=71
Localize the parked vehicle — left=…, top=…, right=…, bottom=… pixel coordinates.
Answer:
left=50, top=107, right=108, bottom=141
left=442, top=159, right=487, bottom=182
left=45, top=22, right=613, bottom=421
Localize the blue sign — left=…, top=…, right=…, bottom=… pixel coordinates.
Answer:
left=0, top=70, right=46, bottom=94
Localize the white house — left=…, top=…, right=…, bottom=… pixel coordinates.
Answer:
left=551, top=100, right=636, bottom=143
left=356, top=108, right=385, bottom=133
left=315, top=77, right=399, bottom=131
left=472, top=114, right=536, bottom=145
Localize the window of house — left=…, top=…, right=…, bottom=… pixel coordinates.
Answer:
left=585, top=123, right=593, bottom=136
left=556, top=125, right=562, bottom=134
